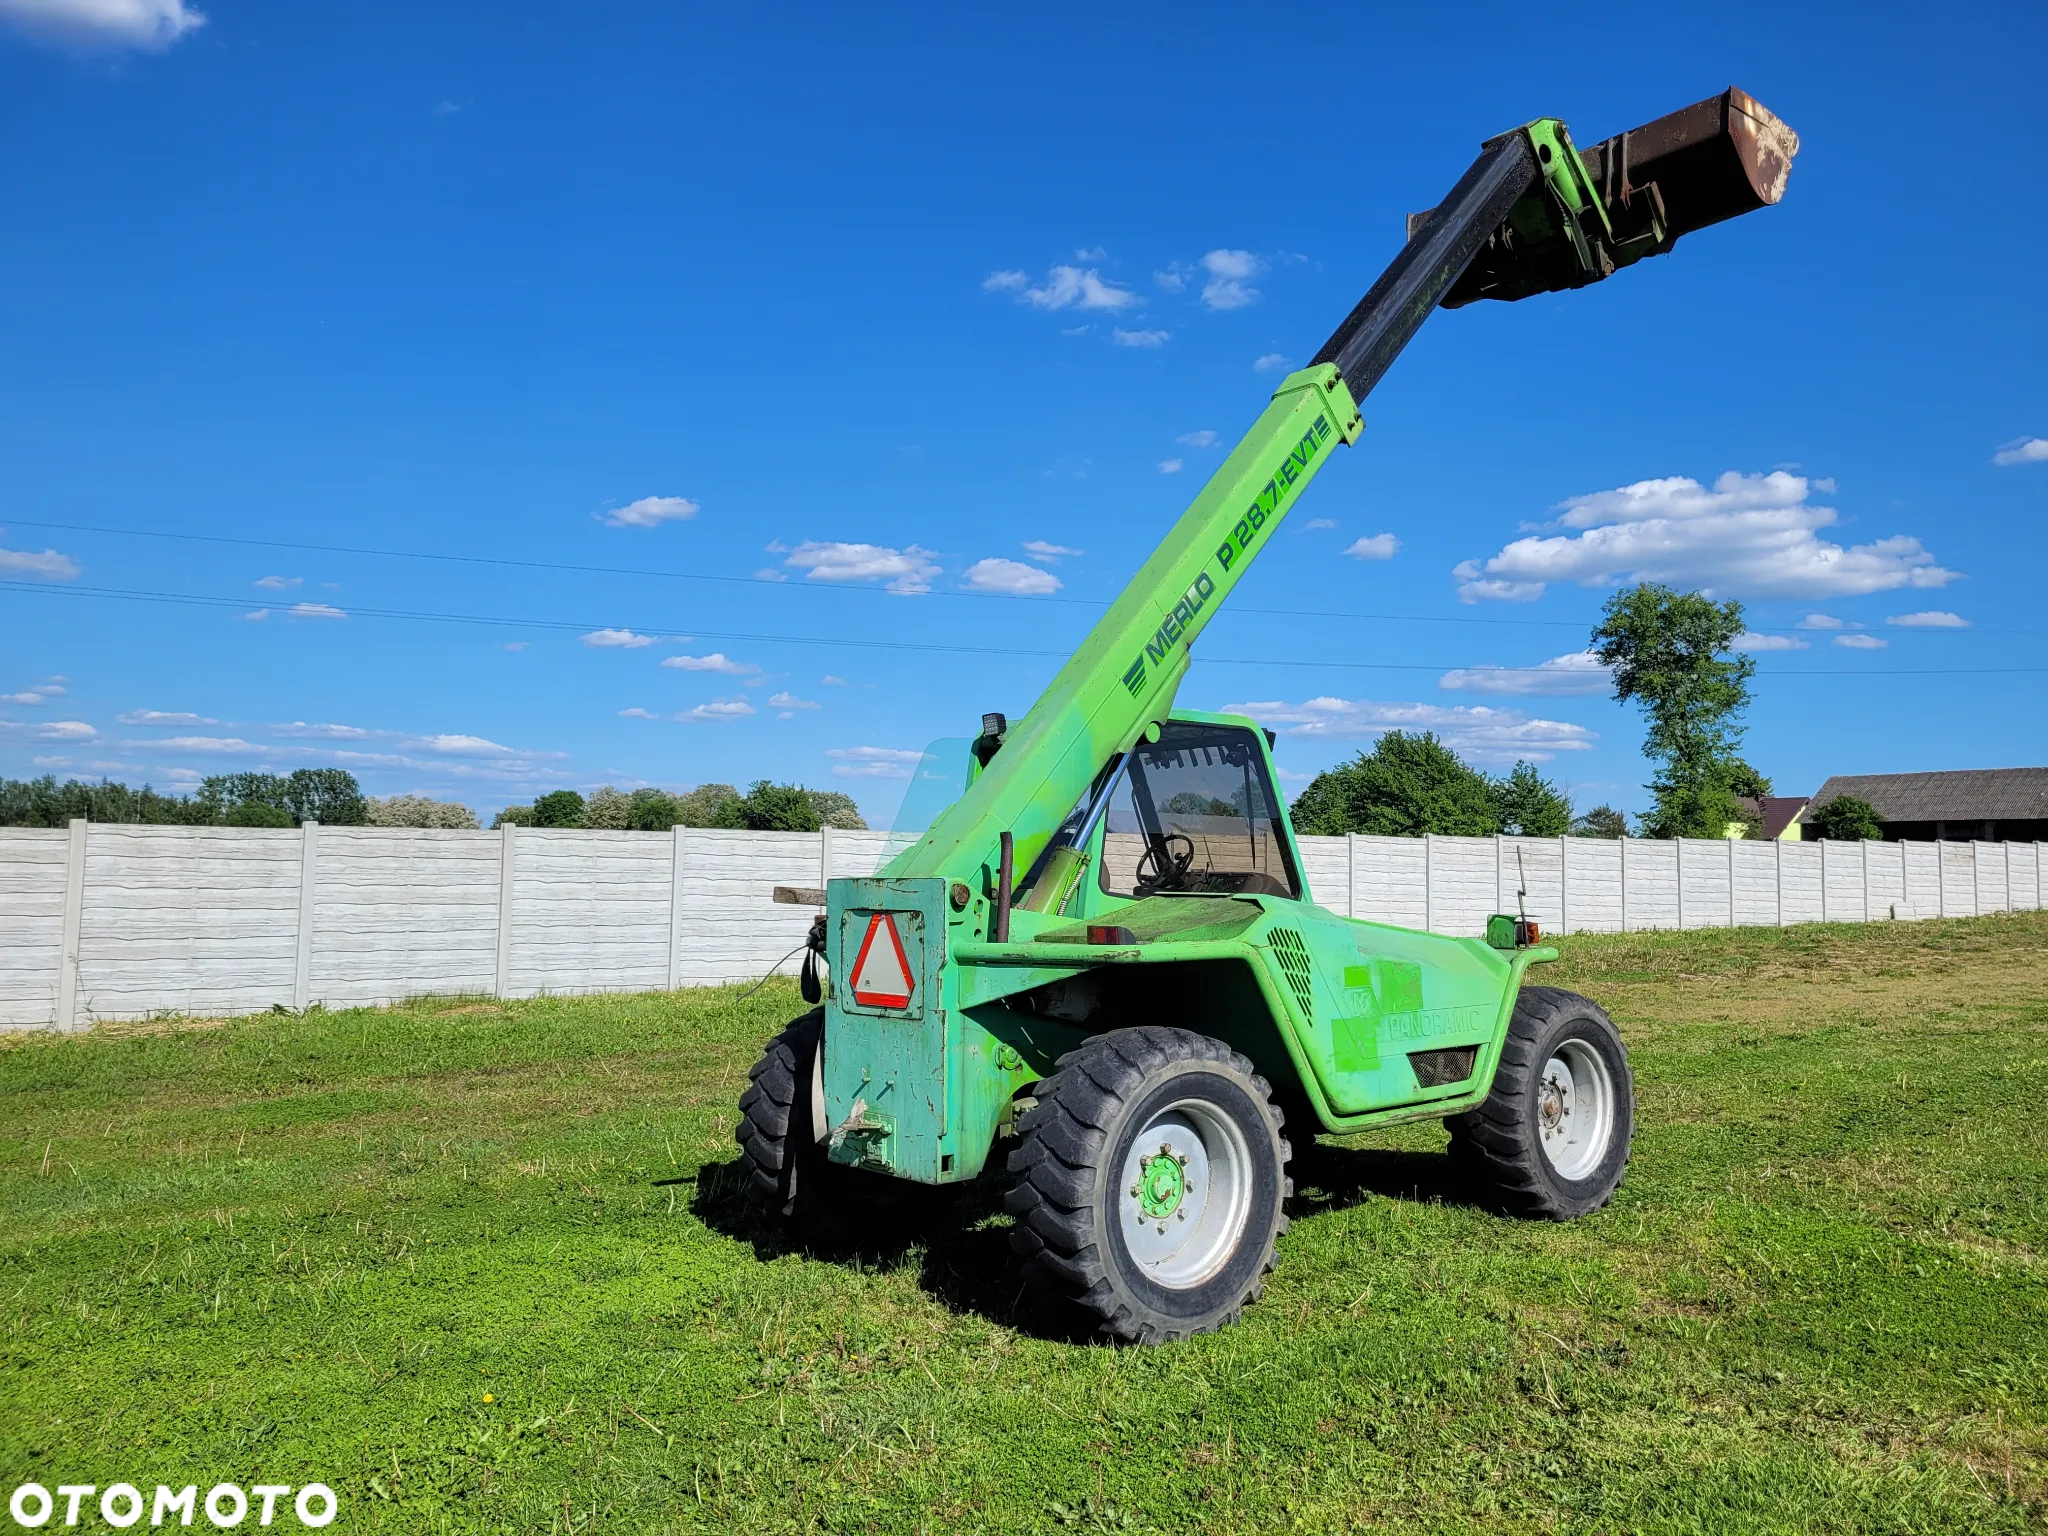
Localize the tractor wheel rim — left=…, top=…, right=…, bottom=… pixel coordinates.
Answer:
left=1536, top=1038, right=1615, bottom=1182
left=1119, top=1098, right=1254, bottom=1289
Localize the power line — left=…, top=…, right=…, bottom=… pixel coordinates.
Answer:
left=5, top=579, right=2042, bottom=677
left=19, top=514, right=2012, bottom=638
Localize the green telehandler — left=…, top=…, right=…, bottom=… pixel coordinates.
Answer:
left=738, top=88, right=1799, bottom=1342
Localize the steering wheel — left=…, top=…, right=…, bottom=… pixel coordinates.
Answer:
left=1133, top=833, right=1197, bottom=893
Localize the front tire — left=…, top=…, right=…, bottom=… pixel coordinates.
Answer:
left=1005, top=1027, right=1291, bottom=1344
left=1447, top=985, right=1633, bottom=1219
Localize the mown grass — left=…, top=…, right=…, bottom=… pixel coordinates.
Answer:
left=4, top=913, right=2047, bottom=1534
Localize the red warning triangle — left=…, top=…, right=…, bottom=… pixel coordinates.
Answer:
left=848, top=913, right=915, bottom=1009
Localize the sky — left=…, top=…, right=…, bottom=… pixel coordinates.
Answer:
left=1, top=0, right=2043, bottom=826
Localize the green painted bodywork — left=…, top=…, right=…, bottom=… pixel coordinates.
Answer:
left=815, top=115, right=1632, bottom=1186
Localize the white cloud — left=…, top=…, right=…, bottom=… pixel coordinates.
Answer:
left=1888, top=610, right=1969, bottom=628
left=243, top=609, right=270, bottom=621
left=289, top=602, right=346, bottom=620
left=1199, top=249, right=1263, bottom=310
left=1732, top=632, right=1809, bottom=652
left=1438, top=650, right=1613, bottom=697
left=0, top=0, right=204, bottom=50
left=253, top=575, right=301, bottom=591
left=1252, top=353, right=1290, bottom=374
left=754, top=568, right=789, bottom=583
left=1454, top=471, right=1960, bottom=603
left=785, top=540, right=941, bottom=594
left=1113, top=328, right=1171, bottom=348
left=420, top=734, right=516, bottom=755
left=661, top=652, right=762, bottom=677
left=0, top=542, right=81, bottom=580
left=768, top=692, right=820, bottom=710
left=1220, top=696, right=1595, bottom=764
left=618, top=707, right=660, bottom=719
left=1302, top=518, right=1337, bottom=531
left=828, top=746, right=922, bottom=780
left=1343, top=533, right=1399, bottom=561
left=821, top=674, right=847, bottom=686
left=501, top=641, right=529, bottom=651
left=994, top=265, right=1139, bottom=313
left=1074, top=245, right=1107, bottom=261
left=1021, top=540, right=1080, bottom=563
left=145, top=735, right=265, bottom=754
left=270, top=721, right=372, bottom=739
left=1992, top=437, right=2048, bottom=467
left=1796, top=612, right=1851, bottom=629
left=2, top=692, right=46, bottom=705
left=32, top=720, right=95, bottom=741
left=599, top=495, right=699, bottom=529
left=1177, top=430, right=1220, bottom=448
left=962, top=557, right=1061, bottom=596
left=680, top=698, right=755, bottom=723
left=1158, top=458, right=1184, bottom=475
left=1450, top=575, right=1544, bottom=603
left=1834, top=634, right=1887, bottom=650
left=1155, top=265, right=1188, bottom=294
left=582, top=628, right=656, bottom=648
left=117, top=709, right=222, bottom=725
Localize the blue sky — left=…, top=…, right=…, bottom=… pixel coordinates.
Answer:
left=1, top=1, right=2042, bottom=825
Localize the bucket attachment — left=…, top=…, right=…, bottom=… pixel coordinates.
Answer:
left=1416, top=87, right=1799, bottom=309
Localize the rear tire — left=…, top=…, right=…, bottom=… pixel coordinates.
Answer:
left=1005, top=1027, right=1291, bottom=1344
left=735, top=1008, right=847, bottom=1238
left=1446, top=985, right=1633, bottom=1219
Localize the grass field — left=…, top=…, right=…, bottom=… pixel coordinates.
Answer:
left=4, top=913, right=2047, bottom=1534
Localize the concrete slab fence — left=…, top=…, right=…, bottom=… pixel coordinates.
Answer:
left=1, top=823, right=2041, bottom=1031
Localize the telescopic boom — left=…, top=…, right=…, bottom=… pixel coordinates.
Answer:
left=886, top=88, right=1797, bottom=905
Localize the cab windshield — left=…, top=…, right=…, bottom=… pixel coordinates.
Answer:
left=1098, top=722, right=1299, bottom=899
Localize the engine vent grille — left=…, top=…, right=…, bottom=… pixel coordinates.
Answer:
left=1267, top=927, right=1314, bottom=1024
left=1409, top=1046, right=1478, bottom=1088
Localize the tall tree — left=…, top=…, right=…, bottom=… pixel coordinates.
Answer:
left=1806, top=794, right=1885, bottom=841
left=1490, top=761, right=1573, bottom=837
left=1591, top=584, right=1757, bottom=839
left=1290, top=731, right=1499, bottom=837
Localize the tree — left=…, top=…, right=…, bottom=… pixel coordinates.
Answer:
left=1591, top=583, right=1756, bottom=840
left=673, top=783, right=746, bottom=828
left=366, top=795, right=480, bottom=829
left=584, top=786, right=633, bottom=829
left=283, top=768, right=367, bottom=825
left=1806, top=794, right=1885, bottom=841
left=0, top=775, right=209, bottom=827
left=491, top=805, right=535, bottom=828
left=530, top=790, right=587, bottom=828
left=1490, top=761, right=1573, bottom=837
left=1289, top=731, right=1499, bottom=837
left=805, top=789, right=868, bottom=831
left=737, top=780, right=823, bottom=832
left=1571, top=805, right=1630, bottom=839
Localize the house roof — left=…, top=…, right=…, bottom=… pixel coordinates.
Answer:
left=1736, top=795, right=1810, bottom=839
left=1809, top=767, right=2048, bottom=823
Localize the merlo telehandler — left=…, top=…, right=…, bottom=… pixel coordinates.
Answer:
left=738, top=88, right=1799, bottom=1342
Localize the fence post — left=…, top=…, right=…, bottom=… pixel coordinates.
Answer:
left=56, top=818, right=87, bottom=1031
left=668, top=825, right=687, bottom=991
left=1727, top=837, right=1736, bottom=928
left=293, top=821, right=320, bottom=1011
left=1619, top=837, right=1630, bottom=933
left=1559, top=835, right=1569, bottom=935
left=1861, top=836, right=1870, bottom=921
left=495, top=822, right=517, bottom=999
left=1676, top=838, right=1686, bottom=930
left=1423, top=833, right=1434, bottom=933
left=1346, top=833, right=1359, bottom=919
left=820, top=825, right=835, bottom=889
left=1775, top=837, right=1785, bottom=926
